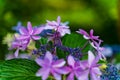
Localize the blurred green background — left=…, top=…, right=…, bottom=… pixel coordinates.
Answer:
left=0, top=0, right=120, bottom=60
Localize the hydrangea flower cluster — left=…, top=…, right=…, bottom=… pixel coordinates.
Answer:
left=8, top=16, right=120, bottom=80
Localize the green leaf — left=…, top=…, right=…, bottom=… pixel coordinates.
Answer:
left=62, top=33, right=91, bottom=51
left=57, top=33, right=92, bottom=59
left=0, top=59, right=41, bottom=80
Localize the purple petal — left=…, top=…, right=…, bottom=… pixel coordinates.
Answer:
left=90, top=29, right=94, bottom=37
left=51, top=71, right=61, bottom=80
left=92, top=67, right=102, bottom=75
left=67, top=73, right=74, bottom=80
left=88, top=51, right=95, bottom=67
left=77, top=29, right=89, bottom=37
left=14, top=48, right=19, bottom=58
left=32, top=36, right=41, bottom=40
left=44, top=25, right=54, bottom=29
left=35, top=58, right=45, bottom=67
left=67, top=55, right=75, bottom=67
left=80, top=60, right=88, bottom=69
left=36, top=68, right=50, bottom=80
left=45, top=51, right=53, bottom=64
left=78, top=70, right=89, bottom=80
left=19, top=27, right=28, bottom=35
left=27, top=22, right=33, bottom=35
left=33, top=27, right=44, bottom=35
left=53, top=59, right=65, bottom=67
left=57, top=16, right=61, bottom=25
left=54, top=66, right=70, bottom=74
left=47, top=20, right=57, bottom=26
left=90, top=69, right=100, bottom=80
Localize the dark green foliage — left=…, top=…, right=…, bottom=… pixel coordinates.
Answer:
left=0, top=59, right=41, bottom=80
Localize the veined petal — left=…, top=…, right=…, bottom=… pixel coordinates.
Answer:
left=67, top=55, right=75, bottom=67
left=19, top=27, right=28, bottom=35
left=67, top=73, right=74, bottom=80
left=53, top=59, right=65, bottom=67
left=27, top=22, right=33, bottom=35
left=45, top=51, right=53, bottom=64
left=32, top=36, right=41, bottom=40
left=88, top=51, right=95, bottom=67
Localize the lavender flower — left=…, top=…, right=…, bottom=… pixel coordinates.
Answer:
left=18, top=22, right=44, bottom=40
left=79, top=51, right=102, bottom=80
left=45, top=16, right=70, bottom=36
left=76, top=29, right=102, bottom=45
left=66, top=55, right=85, bottom=80
left=35, top=51, right=68, bottom=80
left=10, top=38, right=29, bottom=57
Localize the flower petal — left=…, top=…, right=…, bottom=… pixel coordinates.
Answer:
left=88, top=51, right=95, bottom=67
left=27, top=22, right=33, bottom=34
left=14, top=48, right=19, bottom=58
left=57, top=16, right=61, bottom=25
left=90, top=29, right=94, bottom=37
left=33, top=27, right=44, bottom=35
left=67, top=55, right=75, bottom=67
left=78, top=70, right=89, bottom=80
left=90, top=71, right=101, bottom=80
left=52, top=71, right=61, bottom=80
left=53, top=59, right=65, bottom=67
left=54, top=66, right=70, bottom=74
left=77, top=29, right=89, bottom=37
left=36, top=68, right=50, bottom=80
left=32, top=36, right=41, bottom=40
left=67, top=73, right=74, bottom=80
left=19, top=27, right=28, bottom=35
left=92, top=67, right=102, bottom=76
left=45, top=51, right=53, bottom=64
left=35, top=58, right=45, bottom=67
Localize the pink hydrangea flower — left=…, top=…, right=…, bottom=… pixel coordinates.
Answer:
left=35, top=51, right=68, bottom=80
left=18, top=22, right=44, bottom=40
left=45, top=16, right=70, bottom=36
